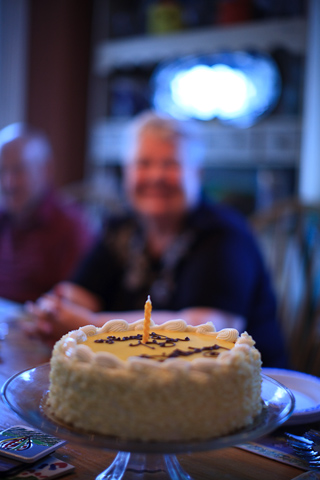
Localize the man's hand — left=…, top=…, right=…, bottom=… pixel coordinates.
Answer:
left=23, top=293, right=94, bottom=346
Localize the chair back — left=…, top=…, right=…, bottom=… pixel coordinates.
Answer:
left=250, top=198, right=320, bottom=376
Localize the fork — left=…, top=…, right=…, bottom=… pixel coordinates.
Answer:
left=285, top=431, right=320, bottom=471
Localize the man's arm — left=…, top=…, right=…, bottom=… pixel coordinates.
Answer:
left=53, top=281, right=102, bottom=311
left=24, top=289, right=246, bottom=347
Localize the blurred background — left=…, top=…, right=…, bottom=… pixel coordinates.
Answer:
left=0, top=0, right=318, bottom=218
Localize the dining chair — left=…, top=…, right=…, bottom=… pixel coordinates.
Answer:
left=250, top=198, right=320, bottom=376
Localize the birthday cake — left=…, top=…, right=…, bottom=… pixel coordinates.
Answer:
left=46, top=316, right=262, bottom=442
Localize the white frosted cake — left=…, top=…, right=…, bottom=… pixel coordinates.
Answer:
left=46, top=319, right=262, bottom=442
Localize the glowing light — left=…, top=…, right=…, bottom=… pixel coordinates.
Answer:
left=152, top=51, right=281, bottom=127
left=171, top=65, right=217, bottom=120
left=170, top=64, right=256, bottom=120
left=210, top=64, right=250, bottom=117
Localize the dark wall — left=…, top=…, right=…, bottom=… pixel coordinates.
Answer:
left=26, top=0, right=93, bottom=187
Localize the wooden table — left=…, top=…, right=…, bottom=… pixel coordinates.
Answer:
left=0, top=311, right=309, bottom=480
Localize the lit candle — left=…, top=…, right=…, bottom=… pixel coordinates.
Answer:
left=142, top=295, right=152, bottom=344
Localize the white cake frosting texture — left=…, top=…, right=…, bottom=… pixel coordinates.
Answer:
left=46, top=319, right=262, bottom=442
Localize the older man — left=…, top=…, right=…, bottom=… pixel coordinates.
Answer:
left=27, top=111, right=287, bottom=367
left=0, top=123, right=95, bottom=303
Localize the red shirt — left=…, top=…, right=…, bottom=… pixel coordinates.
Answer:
left=0, top=192, right=95, bottom=303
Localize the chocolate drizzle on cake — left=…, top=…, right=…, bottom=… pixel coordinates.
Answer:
left=94, top=332, right=190, bottom=349
left=95, top=334, right=144, bottom=345
left=139, top=344, right=228, bottom=361
left=94, top=331, right=229, bottom=360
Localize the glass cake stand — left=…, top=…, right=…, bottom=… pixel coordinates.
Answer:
left=1, top=364, right=295, bottom=480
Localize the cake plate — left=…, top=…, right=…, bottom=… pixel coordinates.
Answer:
left=1, top=364, right=295, bottom=480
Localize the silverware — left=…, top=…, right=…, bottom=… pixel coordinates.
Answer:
left=285, top=431, right=320, bottom=470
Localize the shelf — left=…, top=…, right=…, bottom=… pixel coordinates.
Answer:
left=89, top=116, right=301, bottom=167
left=94, top=17, right=306, bottom=75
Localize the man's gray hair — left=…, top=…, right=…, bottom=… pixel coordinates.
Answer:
left=123, top=110, right=204, bottom=167
left=0, top=123, right=53, bottom=164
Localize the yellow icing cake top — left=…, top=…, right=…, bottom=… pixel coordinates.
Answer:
left=81, top=326, right=236, bottom=362
left=56, top=319, right=251, bottom=368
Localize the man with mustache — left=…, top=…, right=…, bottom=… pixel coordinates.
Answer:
left=27, top=111, right=287, bottom=367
